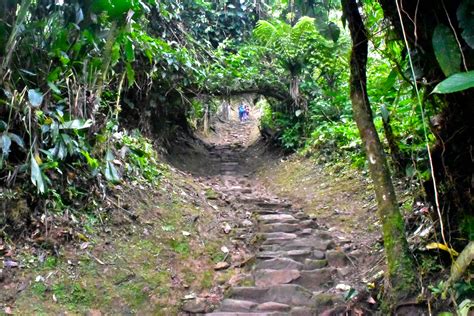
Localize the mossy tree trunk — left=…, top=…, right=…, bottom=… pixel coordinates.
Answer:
left=341, top=0, right=418, bottom=303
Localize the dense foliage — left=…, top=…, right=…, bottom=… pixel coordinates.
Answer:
left=1, top=0, right=473, bottom=312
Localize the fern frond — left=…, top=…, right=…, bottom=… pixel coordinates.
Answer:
left=254, top=20, right=278, bottom=45
left=291, top=16, right=317, bottom=45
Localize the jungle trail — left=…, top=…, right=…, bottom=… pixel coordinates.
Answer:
left=0, top=0, right=473, bottom=315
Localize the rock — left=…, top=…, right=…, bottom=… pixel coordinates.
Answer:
left=260, top=223, right=299, bottom=233
left=259, top=214, right=296, bottom=223
left=280, top=238, right=333, bottom=251
left=304, top=258, right=328, bottom=270
left=296, top=268, right=336, bottom=290
left=256, top=302, right=291, bottom=312
left=219, top=299, right=258, bottom=312
left=214, top=261, right=230, bottom=270
left=290, top=306, right=315, bottom=316
left=255, top=269, right=301, bottom=287
left=230, top=287, right=269, bottom=302
left=86, top=310, right=102, bottom=316
left=286, top=249, right=313, bottom=261
left=256, top=258, right=304, bottom=270
left=262, top=232, right=298, bottom=245
left=241, top=219, right=253, bottom=227
left=264, top=284, right=314, bottom=306
left=326, top=250, right=350, bottom=268
left=299, top=228, right=313, bottom=236
left=313, top=250, right=326, bottom=259
left=181, top=299, right=207, bottom=313
left=312, top=292, right=344, bottom=308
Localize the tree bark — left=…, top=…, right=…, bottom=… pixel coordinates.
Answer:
left=381, top=110, right=407, bottom=174
left=341, top=0, right=417, bottom=303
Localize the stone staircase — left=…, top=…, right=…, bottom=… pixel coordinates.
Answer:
left=200, top=141, right=347, bottom=316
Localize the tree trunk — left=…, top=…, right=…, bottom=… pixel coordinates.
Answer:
left=381, top=109, right=407, bottom=174
left=341, top=0, right=417, bottom=303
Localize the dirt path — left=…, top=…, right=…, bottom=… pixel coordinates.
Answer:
left=180, top=116, right=365, bottom=315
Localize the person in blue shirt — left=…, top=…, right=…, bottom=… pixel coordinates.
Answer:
left=238, top=104, right=245, bottom=122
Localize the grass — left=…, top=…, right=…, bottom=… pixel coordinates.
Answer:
left=8, top=163, right=231, bottom=315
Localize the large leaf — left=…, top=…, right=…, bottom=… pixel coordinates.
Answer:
left=432, top=24, right=461, bottom=77
left=432, top=71, right=474, bottom=94
left=8, top=133, right=25, bottom=149
left=103, top=149, right=121, bottom=183
left=30, top=156, right=46, bottom=193
left=59, top=119, right=93, bottom=130
left=457, top=0, right=474, bottom=49
left=28, top=89, right=44, bottom=107
left=124, top=37, right=135, bottom=62
left=0, top=134, right=12, bottom=157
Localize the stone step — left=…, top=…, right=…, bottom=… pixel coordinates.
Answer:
left=258, top=214, right=297, bottom=224
left=229, top=285, right=314, bottom=307
left=294, top=268, right=337, bottom=291
left=261, top=232, right=298, bottom=245
left=256, top=249, right=313, bottom=262
left=278, top=238, right=335, bottom=251
left=206, top=313, right=285, bottom=316
left=254, top=269, right=300, bottom=287
left=219, top=299, right=258, bottom=312
left=255, top=258, right=304, bottom=271
left=255, top=202, right=292, bottom=209
left=260, top=221, right=317, bottom=234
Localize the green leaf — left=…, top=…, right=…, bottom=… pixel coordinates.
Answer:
left=59, top=119, right=93, bottom=130
left=30, top=156, right=46, bottom=193
left=457, top=0, right=474, bottom=49
left=124, top=37, right=135, bottom=62
left=104, top=149, right=121, bottom=183
left=28, top=89, right=44, bottom=107
left=0, top=134, right=12, bottom=157
left=8, top=133, right=25, bottom=149
left=382, top=69, right=397, bottom=92
left=432, top=24, right=461, bottom=77
left=432, top=71, right=474, bottom=94
left=47, top=82, right=61, bottom=94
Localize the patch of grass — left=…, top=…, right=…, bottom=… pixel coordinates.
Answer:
left=31, top=282, right=47, bottom=297
left=200, top=271, right=213, bottom=289
left=120, top=282, right=149, bottom=308
left=205, top=188, right=219, bottom=200
left=42, top=256, right=58, bottom=269
left=169, top=238, right=190, bottom=256
left=52, top=282, right=93, bottom=307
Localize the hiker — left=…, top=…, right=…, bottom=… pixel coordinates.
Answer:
left=238, top=104, right=245, bottom=122
left=244, top=105, right=250, bottom=121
